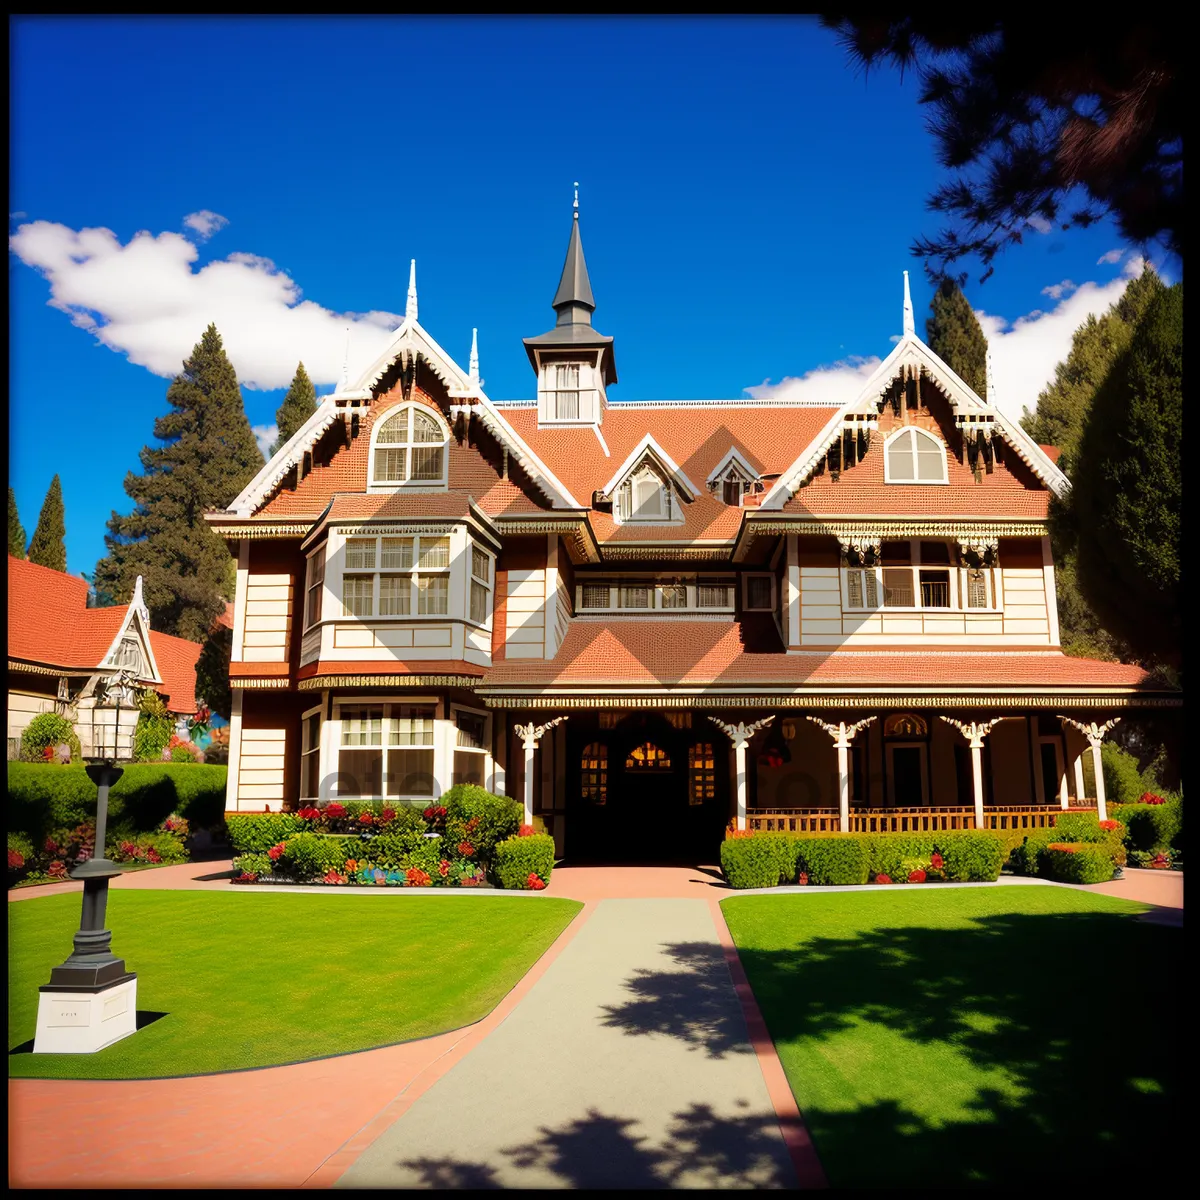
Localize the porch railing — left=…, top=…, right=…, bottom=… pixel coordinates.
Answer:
left=746, top=806, right=1098, bottom=834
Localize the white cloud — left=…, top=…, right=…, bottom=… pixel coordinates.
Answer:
left=1097, top=248, right=1124, bottom=265
left=1041, top=280, right=1076, bottom=300
left=9, top=218, right=402, bottom=390
left=252, top=423, right=278, bottom=457
left=1026, top=215, right=1053, bottom=234
left=744, top=356, right=883, bottom=406
left=183, top=210, right=230, bottom=240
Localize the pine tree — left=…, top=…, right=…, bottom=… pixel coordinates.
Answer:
left=925, top=279, right=988, bottom=398
left=1071, top=282, right=1182, bottom=669
left=93, top=324, right=264, bottom=642
left=8, top=487, right=26, bottom=558
left=26, top=475, right=67, bottom=571
left=270, top=362, right=317, bottom=455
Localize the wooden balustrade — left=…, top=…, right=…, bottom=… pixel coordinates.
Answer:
left=745, top=806, right=1098, bottom=835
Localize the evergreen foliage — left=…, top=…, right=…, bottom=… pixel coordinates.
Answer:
left=26, top=475, right=67, bottom=572
left=1070, top=283, right=1181, bottom=668
left=925, top=279, right=988, bottom=398
left=93, top=325, right=263, bottom=642
left=195, top=624, right=233, bottom=721
left=8, top=487, right=27, bottom=558
left=270, top=362, right=316, bottom=455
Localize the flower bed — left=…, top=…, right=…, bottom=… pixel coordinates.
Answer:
left=7, top=816, right=190, bottom=887
left=719, top=830, right=1006, bottom=889
left=229, top=786, right=554, bottom=890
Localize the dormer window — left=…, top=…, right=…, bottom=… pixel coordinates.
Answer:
left=707, top=448, right=759, bottom=506
left=617, top=465, right=671, bottom=522
left=370, top=403, right=449, bottom=489
left=884, top=427, right=948, bottom=484
left=552, top=364, right=581, bottom=419
left=115, top=637, right=143, bottom=674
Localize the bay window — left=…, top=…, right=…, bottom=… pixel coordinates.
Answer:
left=340, top=533, right=452, bottom=619
left=469, top=545, right=492, bottom=625
left=844, top=538, right=995, bottom=611
left=305, top=547, right=325, bottom=627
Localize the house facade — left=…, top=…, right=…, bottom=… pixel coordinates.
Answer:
left=207, top=211, right=1178, bottom=859
left=7, top=557, right=203, bottom=758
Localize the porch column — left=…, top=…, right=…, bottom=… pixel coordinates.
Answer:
left=1059, top=717, right=1120, bottom=821
left=710, top=717, right=775, bottom=831
left=1073, top=751, right=1087, bottom=807
left=940, top=718, right=1002, bottom=829
left=807, top=717, right=877, bottom=832
left=512, top=717, right=568, bottom=826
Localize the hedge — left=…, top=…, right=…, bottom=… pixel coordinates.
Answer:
left=1008, top=817, right=1126, bottom=878
left=1109, top=799, right=1183, bottom=853
left=443, top=785, right=523, bottom=862
left=1041, top=843, right=1114, bottom=885
left=226, top=813, right=305, bottom=854
left=8, top=762, right=228, bottom=841
left=719, top=830, right=1006, bottom=889
left=491, top=833, right=555, bottom=890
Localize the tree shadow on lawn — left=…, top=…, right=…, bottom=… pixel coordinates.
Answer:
left=605, top=911, right=1182, bottom=1187
left=399, top=1101, right=794, bottom=1189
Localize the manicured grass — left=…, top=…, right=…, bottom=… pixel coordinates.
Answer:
left=722, top=887, right=1182, bottom=1188
left=9, top=891, right=581, bottom=1080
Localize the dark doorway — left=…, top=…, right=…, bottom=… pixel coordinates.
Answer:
left=1039, top=741, right=1062, bottom=806
left=891, top=746, right=924, bottom=806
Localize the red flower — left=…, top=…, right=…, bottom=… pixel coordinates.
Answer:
left=236, top=871, right=258, bottom=883
left=267, top=842, right=286, bottom=861
left=321, top=869, right=348, bottom=885
left=518, top=824, right=535, bottom=837
left=727, top=828, right=754, bottom=840
left=405, top=867, right=432, bottom=887
left=8, top=849, right=25, bottom=869
left=358, top=812, right=374, bottom=825
left=875, top=874, right=893, bottom=884
left=325, top=803, right=346, bottom=819
left=464, top=817, right=480, bottom=834
left=439, top=859, right=450, bottom=877
left=796, top=872, right=809, bottom=886
left=1138, top=792, right=1165, bottom=805
left=457, top=841, right=475, bottom=857
left=526, top=872, right=546, bottom=890
left=147, top=847, right=162, bottom=864
left=44, top=838, right=59, bottom=854
left=298, top=806, right=322, bottom=820
left=930, top=852, right=944, bottom=870
left=47, top=860, right=67, bottom=879
left=42, top=745, right=55, bottom=761
left=908, top=869, right=927, bottom=883
left=1047, top=842, right=1078, bottom=853
left=1099, top=819, right=1120, bottom=832
left=380, top=808, right=396, bottom=823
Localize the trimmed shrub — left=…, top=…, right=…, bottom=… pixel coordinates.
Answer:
left=108, top=829, right=188, bottom=866
left=1042, top=843, right=1114, bottom=884
left=795, top=837, right=870, bottom=886
left=281, top=832, right=350, bottom=880
left=226, top=813, right=304, bottom=854
left=492, top=832, right=555, bottom=889
left=20, top=713, right=81, bottom=763
left=1101, top=741, right=1157, bottom=806
left=866, top=835, right=937, bottom=881
left=233, top=852, right=271, bottom=879
left=936, top=831, right=1007, bottom=882
left=443, top=785, right=522, bottom=863
left=720, top=834, right=798, bottom=889
left=369, top=828, right=438, bottom=870
left=1109, top=798, right=1183, bottom=853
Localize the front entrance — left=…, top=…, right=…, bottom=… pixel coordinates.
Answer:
left=565, top=713, right=728, bottom=862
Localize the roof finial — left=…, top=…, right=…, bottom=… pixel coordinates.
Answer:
left=902, top=270, right=915, bottom=338
left=469, top=327, right=480, bottom=387
left=573, top=181, right=579, bottom=220
left=406, top=259, right=418, bottom=322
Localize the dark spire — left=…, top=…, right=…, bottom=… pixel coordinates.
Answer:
left=551, top=206, right=596, bottom=326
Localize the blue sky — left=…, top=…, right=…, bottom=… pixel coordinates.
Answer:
left=9, top=16, right=1170, bottom=575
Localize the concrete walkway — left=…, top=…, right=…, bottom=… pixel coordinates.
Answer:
left=334, top=898, right=812, bottom=1190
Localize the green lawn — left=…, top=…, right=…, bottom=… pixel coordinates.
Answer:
left=9, top=891, right=581, bottom=1080
left=722, top=887, right=1182, bottom=1188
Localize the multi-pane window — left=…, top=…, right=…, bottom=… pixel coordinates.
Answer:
left=744, top=574, right=774, bottom=611
left=616, top=467, right=670, bottom=522
left=697, top=579, right=731, bottom=608
left=305, top=547, right=325, bottom=627
left=657, top=583, right=687, bottom=609
left=452, top=710, right=488, bottom=787
left=854, top=539, right=992, bottom=610
left=845, top=569, right=879, bottom=609
left=581, top=742, right=608, bottom=804
left=302, top=711, right=321, bottom=799
left=340, top=533, right=453, bottom=619
left=336, top=704, right=436, bottom=798
left=371, top=405, right=447, bottom=486
left=469, top=545, right=491, bottom=625
left=625, top=742, right=672, bottom=770
left=619, top=584, right=651, bottom=610
left=577, top=576, right=736, bottom=611
left=553, top=363, right=580, bottom=419
left=885, top=427, right=948, bottom=483
left=581, top=584, right=610, bottom=610
left=688, top=742, right=716, bottom=806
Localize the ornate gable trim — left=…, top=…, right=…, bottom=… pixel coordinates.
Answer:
left=599, top=433, right=699, bottom=502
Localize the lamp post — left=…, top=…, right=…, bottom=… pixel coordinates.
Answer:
left=33, top=670, right=139, bottom=1054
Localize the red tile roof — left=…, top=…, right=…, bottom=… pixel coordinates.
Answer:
left=8, top=556, right=200, bottom=713
left=481, top=619, right=1155, bottom=691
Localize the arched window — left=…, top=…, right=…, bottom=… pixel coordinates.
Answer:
left=624, top=742, right=672, bottom=771
left=884, top=427, right=948, bottom=484
left=581, top=742, right=608, bottom=805
left=884, top=713, right=928, bottom=738
left=688, top=742, right=716, bottom=806
left=617, top=465, right=671, bottom=522
left=370, top=404, right=449, bottom=488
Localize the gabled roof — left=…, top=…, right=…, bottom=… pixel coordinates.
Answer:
left=761, top=333, right=1071, bottom=510
left=600, top=433, right=700, bottom=502
left=706, top=447, right=760, bottom=486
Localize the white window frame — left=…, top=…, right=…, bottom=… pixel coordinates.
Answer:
left=842, top=540, right=997, bottom=613
left=367, top=402, right=450, bottom=492
left=339, top=532, right=453, bottom=620
left=742, top=572, right=776, bottom=612
left=449, top=702, right=492, bottom=790
left=574, top=574, right=736, bottom=614
left=468, top=542, right=493, bottom=628
left=707, top=448, right=758, bottom=507
left=883, top=426, right=949, bottom=485
left=304, top=546, right=326, bottom=629
left=331, top=696, right=441, bottom=801
left=615, top=464, right=674, bottom=525
left=300, top=703, right=323, bottom=800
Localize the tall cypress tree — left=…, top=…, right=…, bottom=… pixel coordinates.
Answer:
left=94, top=324, right=264, bottom=642
left=926, top=279, right=988, bottom=399
left=26, top=475, right=67, bottom=571
left=270, top=362, right=317, bottom=455
left=8, top=487, right=26, bottom=558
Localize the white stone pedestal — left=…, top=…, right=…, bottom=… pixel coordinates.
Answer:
left=33, top=977, right=138, bottom=1054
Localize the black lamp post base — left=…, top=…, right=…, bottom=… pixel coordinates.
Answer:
left=42, top=963, right=136, bottom=993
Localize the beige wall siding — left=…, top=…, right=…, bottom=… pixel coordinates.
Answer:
left=505, top=568, right=546, bottom=659
left=241, top=574, right=292, bottom=662
left=237, top=726, right=287, bottom=808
